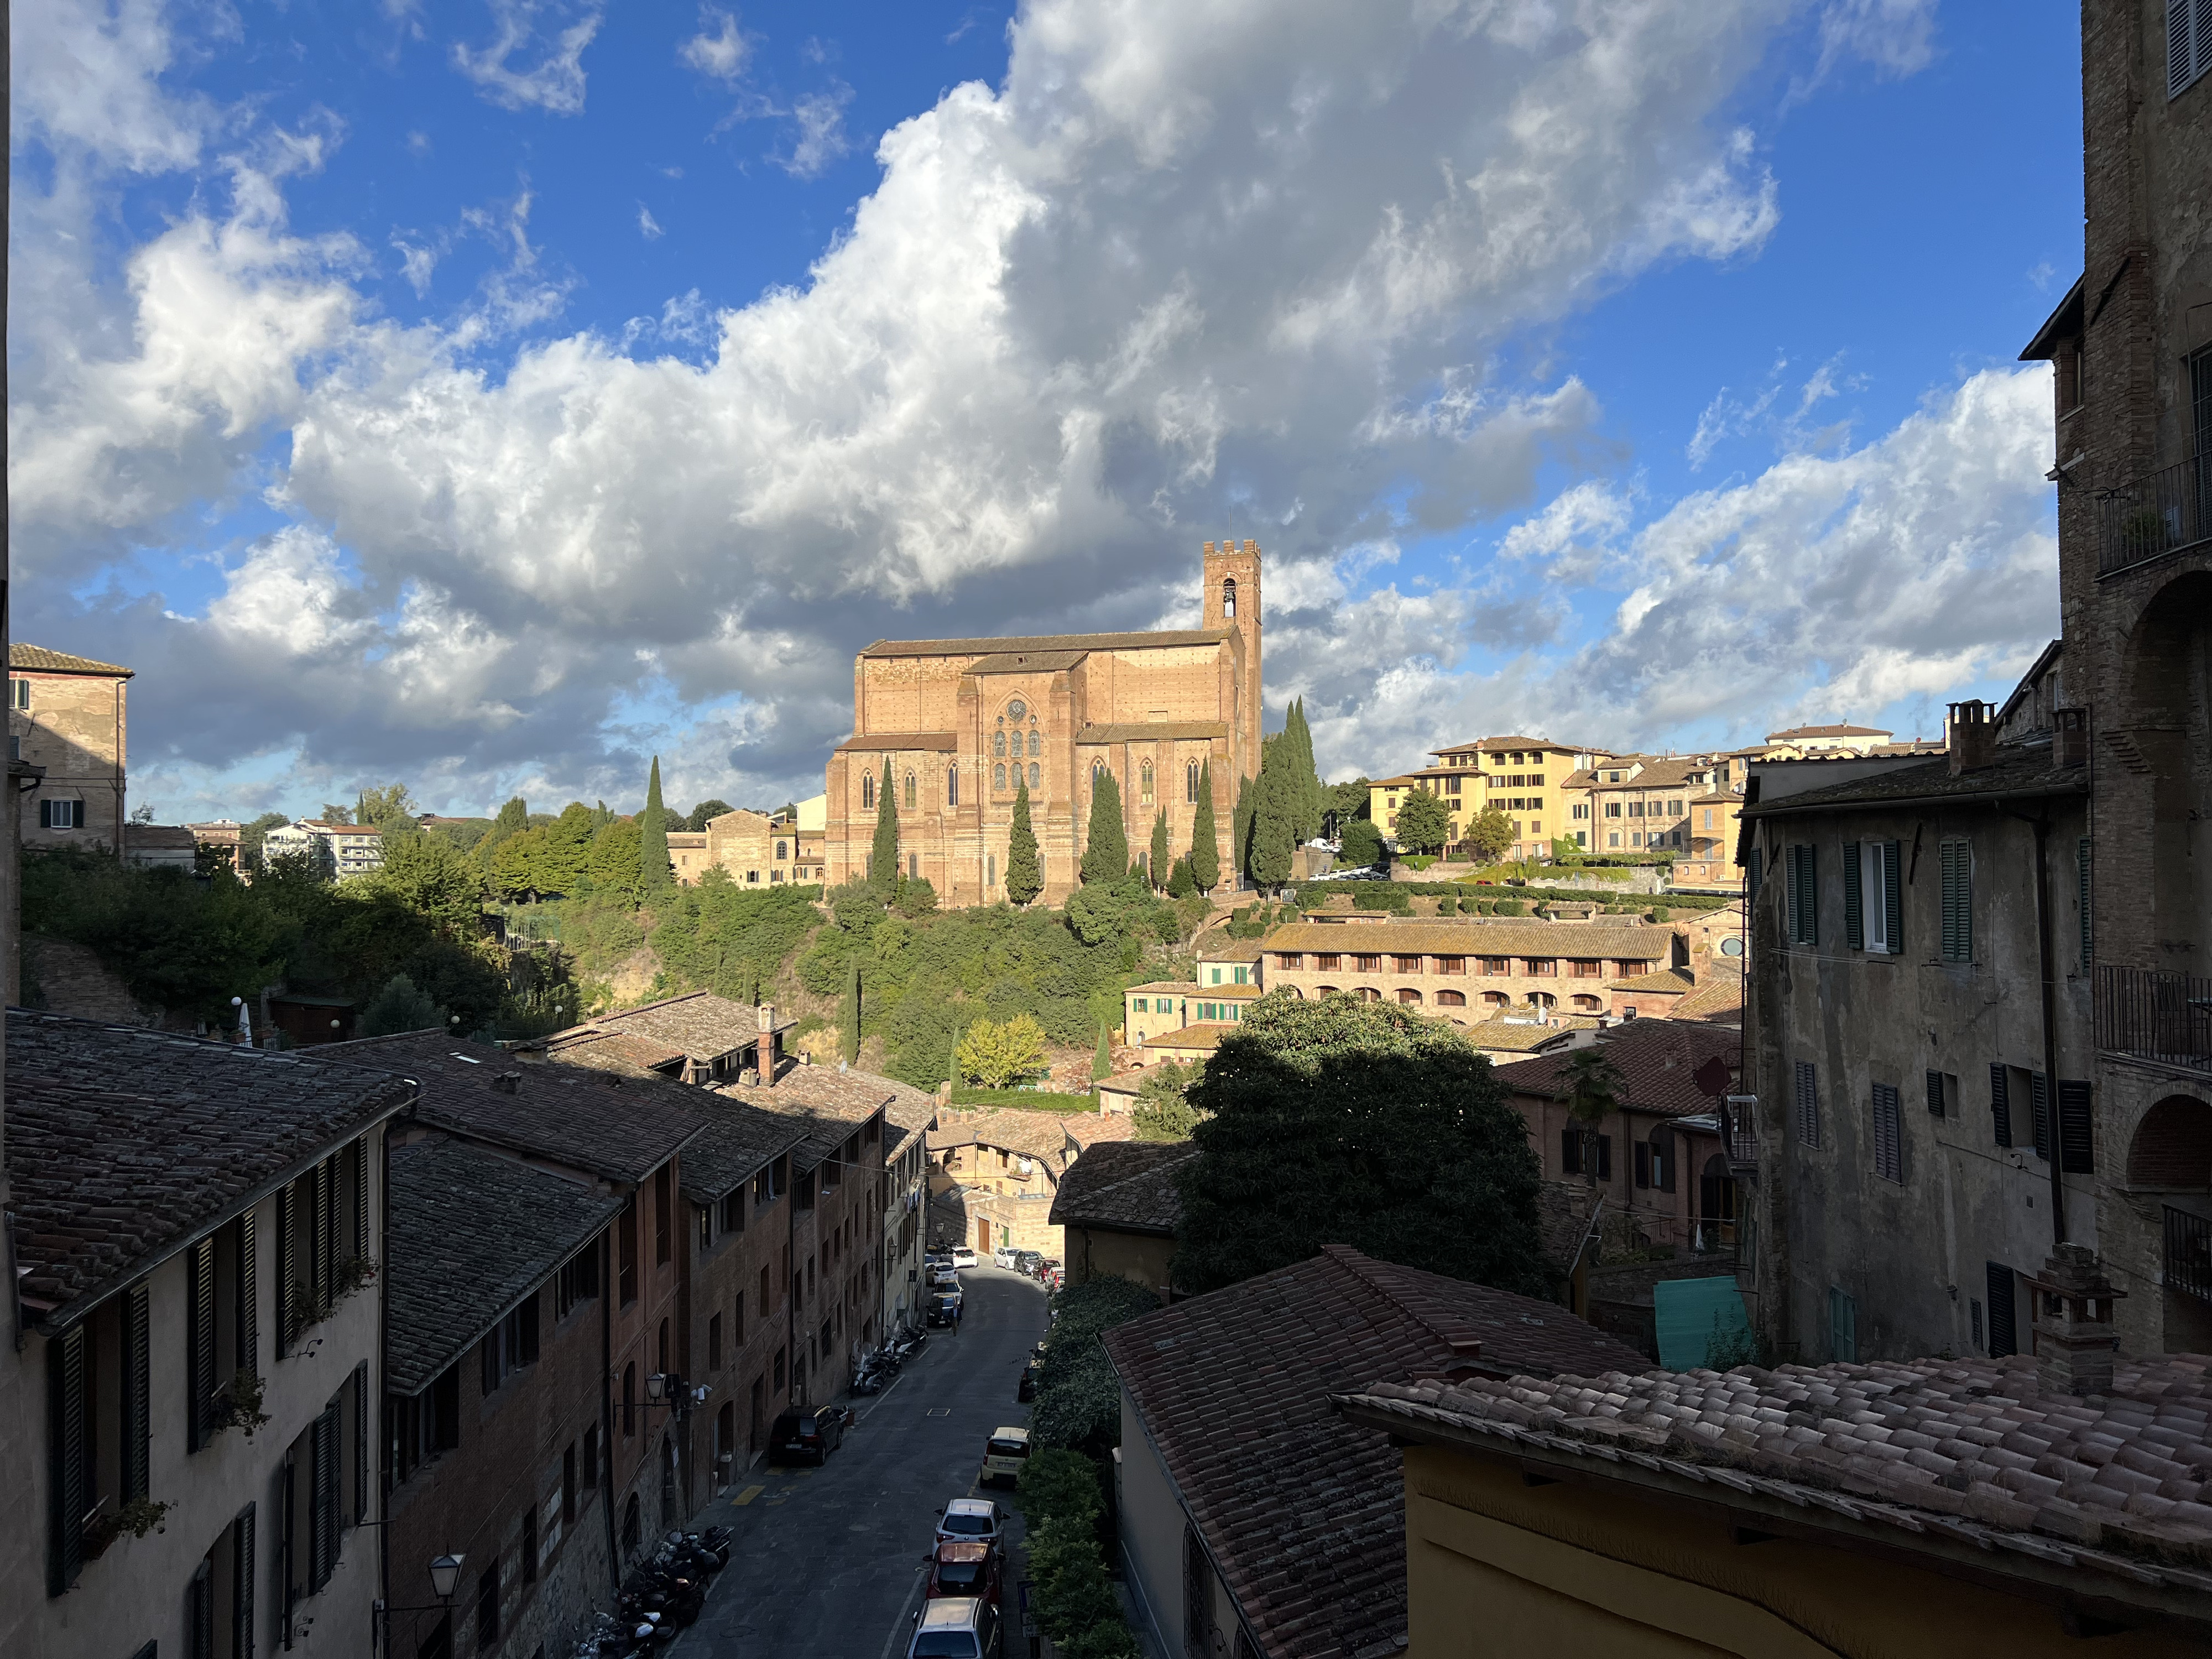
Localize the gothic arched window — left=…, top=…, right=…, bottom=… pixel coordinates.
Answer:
left=1028, top=762, right=1040, bottom=790
left=1221, top=577, right=1237, bottom=617
left=1186, top=761, right=1199, bottom=803
left=904, top=772, right=917, bottom=810
left=947, top=768, right=959, bottom=806
left=1140, top=760, right=1155, bottom=805
left=993, top=731, right=1006, bottom=758
left=994, top=763, right=1007, bottom=792
left=987, top=853, right=997, bottom=888
left=1027, top=730, right=1040, bottom=758
left=861, top=770, right=875, bottom=810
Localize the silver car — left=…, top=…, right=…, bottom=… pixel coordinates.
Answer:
left=907, top=1596, right=1001, bottom=1658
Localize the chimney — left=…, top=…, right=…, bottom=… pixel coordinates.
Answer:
left=1946, top=700, right=1995, bottom=776
left=491, top=1071, right=521, bottom=1094
left=2025, top=1244, right=2125, bottom=1398
left=2054, top=706, right=2089, bottom=768
left=758, top=1001, right=778, bottom=1089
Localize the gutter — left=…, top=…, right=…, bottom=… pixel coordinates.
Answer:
left=1741, top=779, right=2086, bottom=821
left=2003, top=802, right=2070, bottom=1246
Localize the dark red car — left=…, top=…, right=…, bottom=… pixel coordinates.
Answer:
left=926, top=1540, right=1003, bottom=1607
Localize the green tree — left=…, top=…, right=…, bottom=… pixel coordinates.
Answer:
left=1324, top=778, right=1373, bottom=829
left=1148, top=811, right=1170, bottom=891
left=1463, top=805, right=1516, bottom=862
left=895, top=877, right=939, bottom=917
left=1079, top=769, right=1127, bottom=884
left=536, top=802, right=596, bottom=898
left=1338, top=817, right=1385, bottom=870
left=484, top=795, right=529, bottom=853
left=588, top=815, right=643, bottom=907
left=489, top=826, right=548, bottom=900
left=1230, top=768, right=1255, bottom=880
left=1392, top=786, right=1453, bottom=855
left=354, top=783, right=419, bottom=836
left=686, top=798, right=735, bottom=831
left=640, top=759, right=672, bottom=896
left=842, top=957, right=863, bottom=1063
left=954, top=1013, right=1050, bottom=1089
left=1027, top=1276, right=1161, bottom=1454
left=319, top=803, right=354, bottom=826
left=1282, top=698, right=1324, bottom=842
left=1132, top=1060, right=1202, bottom=1140
left=1006, top=782, right=1042, bottom=906
left=240, top=811, right=289, bottom=873
left=1557, top=1046, right=1627, bottom=1127
left=1246, top=748, right=1296, bottom=891
left=1091, top=1025, right=1113, bottom=1082
left=1188, top=761, right=1219, bottom=893
left=1173, top=994, right=1551, bottom=1297
left=1166, top=855, right=1196, bottom=899
left=360, top=973, right=443, bottom=1037
left=360, top=829, right=486, bottom=937
left=868, top=760, right=900, bottom=901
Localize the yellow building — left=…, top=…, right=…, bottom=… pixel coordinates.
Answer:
left=1370, top=735, right=1610, bottom=861
left=1122, top=981, right=1258, bottom=1045
left=1340, top=1349, right=2212, bottom=1657
left=10, top=644, right=133, bottom=855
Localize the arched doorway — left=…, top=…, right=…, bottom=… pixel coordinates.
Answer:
left=2132, top=1094, right=2212, bottom=1352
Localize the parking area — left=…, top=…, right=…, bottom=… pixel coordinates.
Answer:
left=671, top=1266, right=1049, bottom=1658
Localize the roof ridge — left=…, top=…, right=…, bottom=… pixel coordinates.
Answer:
left=1315, top=1245, right=1485, bottom=1354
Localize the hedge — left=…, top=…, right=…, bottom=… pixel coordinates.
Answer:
left=1018, top=1450, right=1139, bottom=1659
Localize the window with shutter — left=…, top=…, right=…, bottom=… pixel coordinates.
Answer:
left=1559, top=1128, right=1582, bottom=1176
left=1990, top=1062, right=2012, bottom=1147
left=1926, top=1069, right=1946, bottom=1117
left=353, top=1361, right=370, bottom=1523
left=237, top=1208, right=259, bottom=1378
left=2058, top=1080, right=2095, bottom=1174
left=276, top=1186, right=296, bottom=1357
left=1783, top=844, right=1819, bottom=945
left=1985, top=1262, right=2018, bottom=1357
left=49, top=1325, right=86, bottom=1594
left=2031, top=1072, right=2051, bottom=1161
left=309, top=1404, right=340, bottom=1589
left=1880, top=840, right=1903, bottom=954
left=190, top=1559, right=216, bottom=1659
left=233, top=1503, right=256, bottom=1659
left=124, top=1282, right=152, bottom=1501
left=313, top=1157, right=335, bottom=1311
left=1940, top=841, right=1973, bottom=962
left=1872, top=1083, right=1902, bottom=1184
left=189, top=1237, right=217, bottom=1450
left=1843, top=840, right=1863, bottom=950
left=1829, top=1287, right=1858, bottom=1363
left=1594, top=1135, right=1612, bottom=1181
left=2169, top=0, right=2212, bottom=98
left=2078, top=838, right=2093, bottom=968
left=1793, top=1060, right=1820, bottom=1148
left=1633, top=1143, right=1650, bottom=1189
left=352, top=1136, right=369, bottom=1259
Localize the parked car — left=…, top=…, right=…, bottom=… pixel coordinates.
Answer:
left=936, top=1496, right=1003, bottom=1546
left=980, top=1426, right=1030, bottom=1488
left=926, top=1290, right=963, bottom=1327
left=1014, top=1250, right=1042, bottom=1277
left=951, top=1245, right=978, bottom=1269
left=928, top=1265, right=959, bottom=1292
left=925, top=1539, right=1004, bottom=1607
left=993, top=1244, right=1019, bottom=1269
left=1015, top=1363, right=1036, bottom=1403
left=1039, top=1259, right=1062, bottom=1291
left=769, top=1407, right=848, bottom=1465
left=906, top=1597, right=1003, bottom=1659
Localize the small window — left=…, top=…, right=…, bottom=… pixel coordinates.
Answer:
left=860, top=771, right=875, bottom=810
left=993, top=732, right=1006, bottom=759
left=1221, top=577, right=1237, bottom=617
left=1940, top=841, right=1973, bottom=962
left=1186, top=761, right=1200, bottom=803
left=948, top=768, right=959, bottom=807
left=1793, top=1060, right=1820, bottom=1148
left=1871, top=1083, right=1902, bottom=1183
left=1027, top=763, right=1040, bottom=789
left=1140, top=760, right=1155, bottom=805
left=9, top=678, right=27, bottom=709
left=1786, top=844, right=1818, bottom=945
left=2168, top=0, right=2211, bottom=99
left=994, top=763, right=1007, bottom=792
left=39, top=798, right=85, bottom=831
left=904, top=773, right=917, bottom=810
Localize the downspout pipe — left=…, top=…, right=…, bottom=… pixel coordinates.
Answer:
left=601, top=1228, right=618, bottom=1591
left=2006, top=802, right=2068, bottom=1248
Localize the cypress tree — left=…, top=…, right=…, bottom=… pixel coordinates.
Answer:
left=1149, top=810, right=1170, bottom=890
left=1081, top=768, right=1128, bottom=884
left=1249, top=747, right=1296, bottom=893
left=1285, top=698, right=1324, bottom=841
left=1189, top=761, right=1219, bottom=892
left=1232, top=766, right=1256, bottom=882
left=639, top=759, right=672, bottom=895
left=1091, top=1025, right=1113, bottom=1081
left=868, top=759, right=899, bottom=900
left=841, top=957, right=862, bottom=1063
left=1005, top=782, right=1042, bottom=906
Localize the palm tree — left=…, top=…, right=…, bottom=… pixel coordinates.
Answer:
left=1557, top=1046, right=1626, bottom=1126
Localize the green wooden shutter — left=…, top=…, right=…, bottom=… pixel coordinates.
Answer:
left=189, top=1558, right=215, bottom=1659
left=352, top=1361, right=370, bottom=1524
left=189, top=1237, right=217, bottom=1451
left=237, top=1207, right=259, bottom=1376
left=1798, top=843, right=1818, bottom=945
left=309, top=1404, right=338, bottom=1589
left=1990, top=1062, right=2012, bottom=1147
left=233, top=1503, right=256, bottom=1659
left=1926, top=1069, right=1945, bottom=1117
left=2058, top=1080, right=2096, bottom=1174
left=1872, top=1084, right=1902, bottom=1183
left=2078, top=838, right=2093, bottom=968
left=49, top=1325, right=86, bottom=1594
left=1986, top=1261, right=2017, bottom=1357
left=124, top=1282, right=152, bottom=1500
left=275, top=1185, right=295, bottom=1358
left=1842, top=842, right=1864, bottom=950
left=1882, top=841, right=1903, bottom=954
left=313, top=1158, right=335, bottom=1311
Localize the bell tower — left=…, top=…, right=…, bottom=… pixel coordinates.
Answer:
left=1202, top=539, right=1262, bottom=779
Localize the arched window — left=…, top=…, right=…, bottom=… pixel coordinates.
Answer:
left=1091, top=760, right=1105, bottom=794
left=948, top=768, right=959, bottom=806
left=904, top=772, right=916, bottom=809
left=993, top=731, right=1006, bottom=758
left=1141, top=760, right=1155, bottom=805
left=1222, top=577, right=1237, bottom=617
left=1435, top=990, right=1465, bottom=1007
left=1397, top=988, right=1422, bottom=1005
left=860, top=771, right=874, bottom=810
left=987, top=853, right=997, bottom=888
left=775, top=839, right=787, bottom=860
left=1027, top=730, right=1040, bottom=758
left=994, top=763, right=1007, bottom=792
left=1187, top=761, right=1200, bottom=803
left=1028, top=762, right=1040, bottom=790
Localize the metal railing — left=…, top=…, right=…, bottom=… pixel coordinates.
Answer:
left=2095, top=963, right=2212, bottom=1074
left=2164, top=1207, right=2212, bottom=1305
left=2098, top=453, right=2212, bottom=575
left=1722, top=1097, right=1759, bottom=1172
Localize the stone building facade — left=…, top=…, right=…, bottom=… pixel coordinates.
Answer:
left=1262, top=920, right=1671, bottom=1022
left=1371, top=735, right=1609, bottom=861
left=823, top=541, right=1262, bottom=905
left=9, top=645, right=131, bottom=856
left=667, top=807, right=808, bottom=888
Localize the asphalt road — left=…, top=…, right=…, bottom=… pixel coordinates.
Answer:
left=672, top=1265, right=1049, bottom=1659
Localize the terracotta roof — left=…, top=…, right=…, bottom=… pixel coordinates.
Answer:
left=1488, top=1019, right=1739, bottom=1118
left=1048, top=1139, right=1196, bottom=1235
left=7, top=1013, right=415, bottom=1323
left=1075, top=721, right=1228, bottom=744
left=1767, top=723, right=1893, bottom=739
left=1062, top=1114, right=1142, bottom=1150
left=1197, top=939, right=1267, bottom=963
left=1578, top=757, right=1719, bottom=790
left=125, top=825, right=200, bottom=851
left=927, top=1108, right=1077, bottom=1173
left=1095, top=1071, right=1145, bottom=1097
left=1128, top=980, right=1201, bottom=995
left=547, top=1030, right=688, bottom=1074
left=1186, top=984, right=1260, bottom=1001
left=1673, top=975, right=1745, bottom=1024
left=557, top=992, right=785, bottom=1065
left=1141, top=1024, right=1232, bottom=1052
left=1466, top=1020, right=1594, bottom=1054
left=1428, top=735, right=1594, bottom=755
left=966, top=649, right=1089, bottom=674
left=836, top=731, right=959, bottom=752
left=1337, top=1352, right=2212, bottom=1601
left=714, top=1063, right=901, bottom=1168
left=670, top=1095, right=813, bottom=1204
left=385, top=1135, right=625, bottom=1394
left=10, top=643, right=133, bottom=676
left=861, top=628, right=1232, bottom=658
left=1741, top=744, right=2087, bottom=817
left=1104, top=1246, right=1647, bottom=1659
left=1609, top=966, right=1697, bottom=994
left=328, top=1030, right=706, bottom=1183
left=1266, top=920, right=1666, bottom=961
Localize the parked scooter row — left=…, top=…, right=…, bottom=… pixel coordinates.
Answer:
left=851, top=1324, right=928, bottom=1394
left=571, top=1526, right=733, bottom=1655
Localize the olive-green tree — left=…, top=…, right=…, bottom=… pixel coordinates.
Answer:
left=1079, top=769, right=1127, bottom=885
left=1006, top=783, right=1042, bottom=906
left=868, top=760, right=900, bottom=901
left=1188, top=761, right=1219, bottom=893
left=640, top=759, right=672, bottom=896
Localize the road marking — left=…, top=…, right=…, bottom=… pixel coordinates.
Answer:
left=877, top=1564, right=928, bottom=1659
left=924, top=1407, right=951, bottom=1417
left=730, top=1484, right=764, bottom=1507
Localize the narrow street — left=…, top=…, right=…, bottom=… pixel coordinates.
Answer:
left=672, top=1266, right=1050, bottom=1658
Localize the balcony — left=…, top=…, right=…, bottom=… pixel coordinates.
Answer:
left=2095, top=963, right=2212, bottom=1075
left=2097, top=453, right=2212, bottom=576
left=1721, top=1097, right=1759, bottom=1175
left=2164, top=1207, right=2212, bottom=1305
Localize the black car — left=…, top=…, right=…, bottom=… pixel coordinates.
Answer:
left=927, top=1291, right=963, bottom=1328
left=770, top=1407, right=847, bottom=1465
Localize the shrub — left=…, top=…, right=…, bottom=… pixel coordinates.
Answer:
left=1031, top=1277, right=1161, bottom=1455
left=361, top=973, right=444, bottom=1036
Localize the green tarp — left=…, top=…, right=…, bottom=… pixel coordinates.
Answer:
left=1653, top=1275, right=1751, bottom=1371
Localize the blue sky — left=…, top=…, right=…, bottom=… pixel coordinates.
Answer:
left=11, top=0, right=2080, bottom=821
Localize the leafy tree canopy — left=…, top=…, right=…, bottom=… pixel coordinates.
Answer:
left=356, top=828, right=486, bottom=937
left=318, top=804, right=353, bottom=825
left=361, top=973, right=444, bottom=1037
left=1079, top=770, right=1127, bottom=885
left=1392, top=787, right=1453, bottom=855
left=1005, top=782, right=1042, bottom=907
left=1338, top=817, right=1386, bottom=870
left=1029, top=1276, right=1161, bottom=1455
left=1132, top=1059, right=1202, bottom=1141
left=954, top=1013, right=1050, bottom=1089
left=686, top=799, right=735, bottom=831
left=1173, top=993, right=1551, bottom=1298
left=354, top=782, right=419, bottom=836
left=1463, top=805, right=1516, bottom=863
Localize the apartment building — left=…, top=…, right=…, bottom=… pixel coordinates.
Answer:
left=1262, top=920, right=1671, bottom=1021
left=666, top=806, right=812, bottom=888
left=1562, top=754, right=1723, bottom=855
left=1370, top=735, right=1609, bottom=860
left=9, top=645, right=132, bottom=855
left=0, top=1014, right=412, bottom=1659
left=263, top=818, right=385, bottom=880
left=880, top=1093, right=935, bottom=1337
left=1123, top=980, right=1259, bottom=1044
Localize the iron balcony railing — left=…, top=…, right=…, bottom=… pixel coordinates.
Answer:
left=2098, top=452, right=2212, bottom=575
left=2095, top=963, right=2212, bottom=1074
left=1721, top=1097, right=1759, bottom=1173
left=2165, top=1207, right=2212, bottom=1305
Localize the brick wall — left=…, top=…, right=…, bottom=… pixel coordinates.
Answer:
left=11, top=669, right=128, bottom=853
left=682, top=1180, right=791, bottom=1503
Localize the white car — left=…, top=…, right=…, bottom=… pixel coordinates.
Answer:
left=935, top=1496, right=1003, bottom=1546
left=951, top=1246, right=978, bottom=1269
left=993, top=1244, right=1019, bottom=1269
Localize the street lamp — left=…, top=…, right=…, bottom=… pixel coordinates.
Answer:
left=427, top=1553, right=464, bottom=1601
